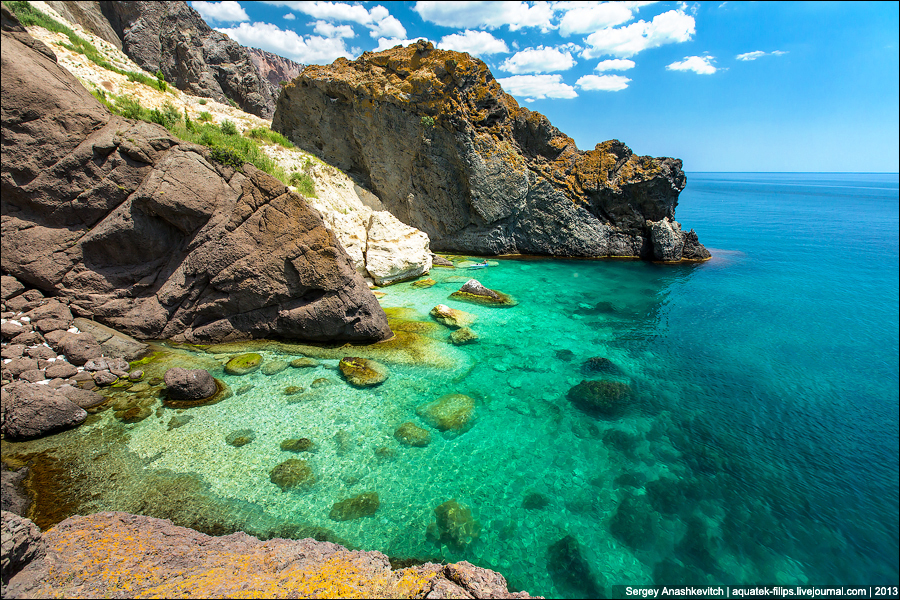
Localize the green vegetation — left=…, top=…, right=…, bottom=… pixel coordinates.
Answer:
left=198, top=98, right=208, bottom=105
left=154, top=70, right=167, bottom=92
left=247, top=127, right=294, bottom=149
left=197, top=111, right=212, bottom=122
left=3, top=0, right=71, bottom=34
left=219, top=120, right=238, bottom=135
left=289, top=172, right=316, bottom=198
left=421, top=115, right=435, bottom=128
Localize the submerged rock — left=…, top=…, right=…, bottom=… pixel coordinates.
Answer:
left=449, top=327, right=478, bottom=345
left=416, top=394, right=475, bottom=433
left=450, top=280, right=517, bottom=307
left=224, top=354, right=262, bottom=376
left=582, top=356, right=621, bottom=375
left=609, top=493, right=660, bottom=550
left=290, top=357, right=319, bottom=368
left=394, top=422, right=431, bottom=447
left=522, top=492, right=550, bottom=510
left=411, top=278, right=436, bottom=288
left=547, top=535, right=605, bottom=599
left=567, top=380, right=632, bottom=417
left=163, top=378, right=229, bottom=409
left=427, top=499, right=480, bottom=550
left=430, top=304, right=476, bottom=329
left=329, top=492, right=380, bottom=521
left=164, top=368, right=216, bottom=401
left=261, top=360, right=289, bottom=376
left=338, top=357, right=388, bottom=387
left=280, top=438, right=314, bottom=453
left=167, top=414, right=194, bottom=431
left=225, top=429, right=256, bottom=447
left=269, top=459, right=315, bottom=491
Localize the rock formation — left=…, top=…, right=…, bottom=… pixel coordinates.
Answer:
left=274, top=40, right=710, bottom=262
left=92, top=1, right=279, bottom=117
left=1, top=8, right=391, bottom=344
left=2, top=512, right=535, bottom=598
left=247, top=46, right=303, bottom=111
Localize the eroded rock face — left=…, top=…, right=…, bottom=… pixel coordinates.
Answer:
left=3, top=512, right=536, bottom=598
left=1, top=512, right=45, bottom=592
left=273, top=40, right=709, bottom=261
left=247, top=47, right=303, bottom=111
left=0, top=14, right=391, bottom=344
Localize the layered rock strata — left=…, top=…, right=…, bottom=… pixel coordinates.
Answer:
left=2, top=512, right=535, bottom=598
left=274, top=41, right=710, bottom=261
left=247, top=47, right=304, bottom=111
left=1, top=10, right=391, bottom=344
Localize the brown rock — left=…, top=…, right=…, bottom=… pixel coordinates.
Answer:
left=1, top=511, right=45, bottom=587
left=25, top=346, right=56, bottom=360
left=56, top=385, right=107, bottom=409
left=18, top=370, right=45, bottom=383
left=163, top=368, right=216, bottom=401
left=56, top=333, right=103, bottom=366
left=1, top=344, right=24, bottom=359
left=1, top=321, right=27, bottom=339
left=1, top=275, right=25, bottom=300
left=0, top=381, right=87, bottom=439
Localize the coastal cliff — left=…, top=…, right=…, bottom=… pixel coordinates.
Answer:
left=0, top=6, right=391, bottom=343
left=273, top=40, right=710, bottom=261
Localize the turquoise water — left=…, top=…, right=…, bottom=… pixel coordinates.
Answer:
left=15, top=173, right=899, bottom=596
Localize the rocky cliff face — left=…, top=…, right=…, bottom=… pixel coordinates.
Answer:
left=3, top=512, right=535, bottom=598
left=247, top=47, right=303, bottom=111
left=1, top=7, right=391, bottom=344
left=95, top=1, right=278, bottom=118
left=273, top=41, right=710, bottom=261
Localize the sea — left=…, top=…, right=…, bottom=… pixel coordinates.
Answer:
left=5, top=172, right=898, bottom=597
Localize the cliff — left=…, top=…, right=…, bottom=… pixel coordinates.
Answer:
left=273, top=41, right=710, bottom=261
left=0, top=6, right=391, bottom=344
left=248, top=47, right=304, bottom=111
left=2, top=512, right=535, bottom=598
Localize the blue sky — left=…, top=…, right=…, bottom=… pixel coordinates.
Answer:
left=190, top=1, right=899, bottom=172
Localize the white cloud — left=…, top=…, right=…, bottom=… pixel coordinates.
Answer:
left=373, top=37, right=430, bottom=52
left=313, top=20, right=355, bottom=38
left=284, top=13, right=295, bottom=20
left=500, top=46, right=575, bottom=74
left=216, top=22, right=355, bottom=64
left=496, top=74, right=578, bottom=101
left=594, top=58, right=636, bottom=71
left=557, top=2, right=635, bottom=36
left=736, top=50, right=787, bottom=61
left=582, top=9, right=695, bottom=58
left=191, top=1, right=249, bottom=22
left=667, top=55, right=717, bottom=74
left=439, top=30, right=510, bottom=57
left=263, top=1, right=405, bottom=38
left=415, top=1, right=555, bottom=32
left=576, top=74, right=631, bottom=91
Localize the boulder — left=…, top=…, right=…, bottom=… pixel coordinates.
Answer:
left=280, top=438, right=314, bottom=453
left=1, top=511, right=45, bottom=587
left=427, top=499, right=480, bottom=550
left=55, top=333, right=103, bottom=366
left=1, top=18, right=391, bottom=345
left=329, top=492, right=380, bottom=521
left=290, top=357, right=318, bottom=368
left=55, top=385, right=107, bottom=409
left=567, top=380, right=633, bottom=417
left=1, top=275, right=25, bottom=300
left=0, top=381, right=87, bottom=439
left=416, top=394, right=475, bottom=433
left=225, top=429, right=255, bottom=447
left=365, top=211, right=432, bottom=286
left=338, top=357, right=388, bottom=387
left=261, top=360, right=289, bottom=376
left=273, top=41, right=708, bottom=261
left=269, top=459, right=315, bottom=491
left=430, top=304, right=476, bottom=329
left=450, top=279, right=517, bottom=307
left=449, top=327, right=478, bottom=345
left=394, top=422, right=431, bottom=447
left=224, top=354, right=262, bottom=376
left=582, top=356, right=621, bottom=375
left=91, top=370, right=118, bottom=387
left=72, top=319, right=149, bottom=361
left=164, top=368, right=216, bottom=401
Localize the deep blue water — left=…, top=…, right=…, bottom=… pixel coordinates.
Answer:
left=14, top=172, right=897, bottom=596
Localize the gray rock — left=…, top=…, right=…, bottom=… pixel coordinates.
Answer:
left=1, top=511, right=45, bottom=587
left=0, top=381, right=87, bottom=439
left=164, top=368, right=216, bottom=401
left=273, top=42, right=708, bottom=262
left=1, top=21, right=391, bottom=345
left=56, top=333, right=103, bottom=366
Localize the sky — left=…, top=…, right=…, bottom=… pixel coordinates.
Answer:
left=189, top=1, right=899, bottom=172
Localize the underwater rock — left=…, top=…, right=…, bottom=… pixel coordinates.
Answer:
left=56, top=386, right=107, bottom=410
left=163, top=378, right=229, bottom=409
left=163, top=368, right=216, bottom=401
left=283, top=385, right=304, bottom=396
left=224, top=354, right=262, bottom=376
left=449, top=279, right=517, bottom=307
left=269, top=459, right=315, bottom=491
left=393, top=422, right=431, bottom=447
left=167, top=415, right=194, bottom=431
left=280, top=438, right=314, bottom=453
left=582, top=356, right=621, bottom=375
left=236, top=384, right=254, bottom=395
left=338, top=357, right=388, bottom=387
left=329, top=492, right=380, bottom=521
left=411, top=278, right=437, bottom=288
left=567, top=380, right=632, bottom=417
left=522, top=492, right=550, bottom=510
left=427, top=499, right=480, bottom=550
left=374, top=446, right=396, bottom=461
left=645, top=477, right=691, bottom=516
left=334, top=430, right=353, bottom=456
left=555, top=349, right=575, bottom=361
left=261, top=360, right=289, bottom=376
left=226, top=429, right=256, bottom=447
left=416, top=394, right=475, bottom=433
left=290, top=357, right=319, bottom=368
left=310, top=378, right=333, bottom=389
left=603, top=428, right=640, bottom=456
left=449, top=327, right=478, bottom=345
left=609, top=493, right=660, bottom=551
left=118, top=404, right=153, bottom=424
left=430, top=304, right=476, bottom=329
left=128, top=370, right=144, bottom=382
left=614, top=471, right=647, bottom=488
left=547, top=535, right=605, bottom=599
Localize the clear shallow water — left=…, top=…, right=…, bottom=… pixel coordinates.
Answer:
left=8, top=173, right=899, bottom=596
